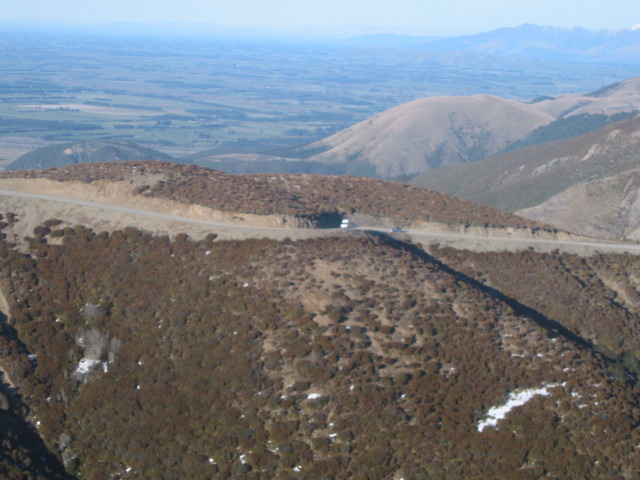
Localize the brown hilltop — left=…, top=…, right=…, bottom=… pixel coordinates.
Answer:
left=0, top=160, right=549, bottom=231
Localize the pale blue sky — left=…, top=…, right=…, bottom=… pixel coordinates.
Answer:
left=3, top=0, right=639, bottom=36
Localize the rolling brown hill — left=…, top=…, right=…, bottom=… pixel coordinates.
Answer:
left=411, top=115, right=640, bottom=239
left=304, top=94, right=555, bottom=178
left=299, top=77, right=640, bottom=180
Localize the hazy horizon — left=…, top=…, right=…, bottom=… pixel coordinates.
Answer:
left=2, top=0, right=639, bottom=37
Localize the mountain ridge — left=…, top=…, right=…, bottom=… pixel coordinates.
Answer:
left=7, top=140, right=173, bottom=171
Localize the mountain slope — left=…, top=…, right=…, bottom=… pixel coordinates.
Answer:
left=0, top=222, right=639, bottom=479
left=0, top=163, right=639, bottom=478
left=517, top=166, right=640, bottom=240
left=411, top=115, right=640, bottom=238
left=0, top=161, right=550, bottom=232
left=305, top=94, right=554, bottom=178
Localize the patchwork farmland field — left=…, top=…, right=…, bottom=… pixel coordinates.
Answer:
left=0, top=30, right=636, bottom=164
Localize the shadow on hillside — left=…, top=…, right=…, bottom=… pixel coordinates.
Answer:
left=0, top=407, right=77, bottom=479
left=0, top=311, right=76, bottom=479
left=365, top=230, right=594, bottom=351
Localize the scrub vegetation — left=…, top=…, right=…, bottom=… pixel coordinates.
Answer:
left=0, top=207, right=638, bottom=478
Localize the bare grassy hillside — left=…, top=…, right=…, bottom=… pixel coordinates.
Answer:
left=304, top=95, right=554, bottom=177
left=517, top=166, right=640, bottom=240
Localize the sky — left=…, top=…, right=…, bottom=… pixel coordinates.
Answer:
left=3, top=0, right=640, bottom=36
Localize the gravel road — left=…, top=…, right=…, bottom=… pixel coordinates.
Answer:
left=1, top=187, right=639, bottom=256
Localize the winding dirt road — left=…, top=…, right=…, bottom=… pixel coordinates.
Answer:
left=1, top=187, right=639, bottom=256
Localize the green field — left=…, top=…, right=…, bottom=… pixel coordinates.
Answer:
left=0, top=31, right=637, bottom=163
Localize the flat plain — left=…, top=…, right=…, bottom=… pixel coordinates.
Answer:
left=1, top=31, right=638, bottom=165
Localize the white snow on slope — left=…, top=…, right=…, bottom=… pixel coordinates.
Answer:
left=76, top=358, right=101, bottom=375
left=477, top=383, right=563, bottom=432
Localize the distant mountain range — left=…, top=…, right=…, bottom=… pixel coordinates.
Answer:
left=7, top=23, right=640, bottom=63
left=351, top=24, right=640, bottom=63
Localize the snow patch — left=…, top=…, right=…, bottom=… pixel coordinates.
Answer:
left=307, top=393, right=323, bottom=400
left=76, top=358, right=101, bottom=375
left=477, top=383, right=563, bottom=432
